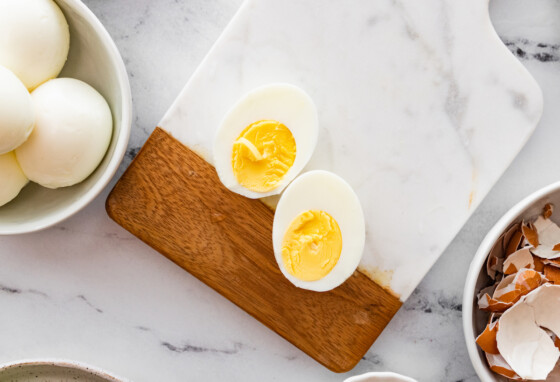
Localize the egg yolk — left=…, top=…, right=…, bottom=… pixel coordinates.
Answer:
left=231, top=120, right=296, bottom=192
left=281, top=210, right=343, bottom=281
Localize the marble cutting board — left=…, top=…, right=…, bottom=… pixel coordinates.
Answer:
left=107, top=0, right=543, bottom=372
left=159, top=0, right=542, bottom=298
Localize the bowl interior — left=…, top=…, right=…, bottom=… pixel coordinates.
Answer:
left=0, top=361, right=123, bottom=381
left=465, top=182, right=560, bottom=381
left=0, top=0, right=129, bottom=234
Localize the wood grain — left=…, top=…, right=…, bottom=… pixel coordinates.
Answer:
left=106, top=127, right=402, bottom=373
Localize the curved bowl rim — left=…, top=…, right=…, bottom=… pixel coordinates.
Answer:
left=0, top=358, right=128, bottom=381
left=344, top=371, right=417, bottom=382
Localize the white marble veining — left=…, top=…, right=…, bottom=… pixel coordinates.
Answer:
left=159, top=0, right=542, bottom=299
left=1, top=1, right=560, bottom=381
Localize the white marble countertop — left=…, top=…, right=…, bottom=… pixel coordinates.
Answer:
left=1, top=1, right=560, bottom=381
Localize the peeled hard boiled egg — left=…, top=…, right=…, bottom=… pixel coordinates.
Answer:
left=0, top=151, right=28, bottom=207
left=214, top=83, right=318, bottom=199
left=272, top=170, right=365, bottom=291
left=0, top=0, right=70, bottom=90
left=0, top=66, right=35, bottom=154
left=15, top=78, right=112, bottom=189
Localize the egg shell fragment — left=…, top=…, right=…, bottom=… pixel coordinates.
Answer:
left=478, top=293, right=513, bottom=313
left=485, top=353, right=521, bottom=380
left=505, top=227, right=523, bottom=256
left=0, top=0, right=70, bottom=90
left=15, top=78, right=112, bottom=189
left=0, top=66, right=35, bottom=154
left=545, top=265, right=560, bottom=284
left=525, top=283, right=560, bottom=337
left=476, top=320, right=500, bottom=354
left=492, top=268, right=545, bottom=304
left=543, top=203, right=554, bottom=220
left=272, top=170, right=365, bottom=292
left=503, top=247, right=534, bottom=274
left=530, top=216, right=560, bottom=259
left=487, top=223, right=519, bottom=280
left=213, top=83, right=318, bottom=198
left=543, top=258, right=560, bottom=268
left=533, top=255, right=546, bottom=272
left=521, top=222, right=539, bottom=248
left=496, top=284, right=560, bottom=380
left=503, top=224, right=521, bottom=253
left=487, top=234, right=505, bottom=280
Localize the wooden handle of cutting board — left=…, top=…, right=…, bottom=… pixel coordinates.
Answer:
left=106, top=127, right=402, bottom=373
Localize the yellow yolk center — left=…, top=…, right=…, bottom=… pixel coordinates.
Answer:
left=232, top=120, right=296, bottom=192
left=281, top=210, right=343, bottom=281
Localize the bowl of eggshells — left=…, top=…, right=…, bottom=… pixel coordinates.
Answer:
left=464, top=181, right=560, bottom=381
left=0, top=0, right=131, bottom=234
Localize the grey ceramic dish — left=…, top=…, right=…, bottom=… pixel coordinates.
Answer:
left=0, top=359, right=127, bottom=381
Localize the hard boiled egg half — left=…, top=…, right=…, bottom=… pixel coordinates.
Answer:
left=272, top=170, right=365, bottom=291
left=214, top=84, right=318, bottom=198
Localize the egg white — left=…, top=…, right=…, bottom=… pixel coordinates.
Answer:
left=0, top=151, right=28, bottom=207
left=15, top=78, right=112, bottom=189
left=0, top=0, right=70, bottom=90
left=272, top=170, right=366, bottom=292
left=213, top=83, right=318, bottom=198
left=0, top=66, right=35, bottom=154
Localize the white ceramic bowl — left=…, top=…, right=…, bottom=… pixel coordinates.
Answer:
left=0, top=0, right=131, bottom=235
left=344, top=372, right=417, bottom=382
left=0, top=359, right=127, bottom=381
left=463, top=180, right=560, bottom=381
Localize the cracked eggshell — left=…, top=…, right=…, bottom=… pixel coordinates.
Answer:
left=486, top=234, right=505, bottom=280
left=0, top=151, right=28, bottom=207
left=503, top=247, right=534, bottom=274
left=544, top=265, right=560, bottom=284
left=492, top=268, right=544, bottom=304
left=543, top=203, right=554, bottom=219
left=272, top=170, right=365, bottom=292
left=505, top=226, right=523, bottom=256
left=478, top=269, right=546, bottom=312
left=213, top=83, right=318, bottom=198
left=497, top=284, right=560, bottom=380
left=15, top=78, right=112, bottom=189
left=476, top=320, right=500, bottom=354
left=502, top=224, right=521, bottom=254
left=485, top=353, right=521, bottom=380
left=478, top=293, right=513, bottom=313
left=486, top=223, right=520, bottom=280
left=0, top=0, right=70, bottom=90
left=543, top=258, right=560, bottom=268
left=0, top=66, right=34, bottom=154
left=525, top=284, right=560, bottom=338
left=530, top=216, right=560, bottom=259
